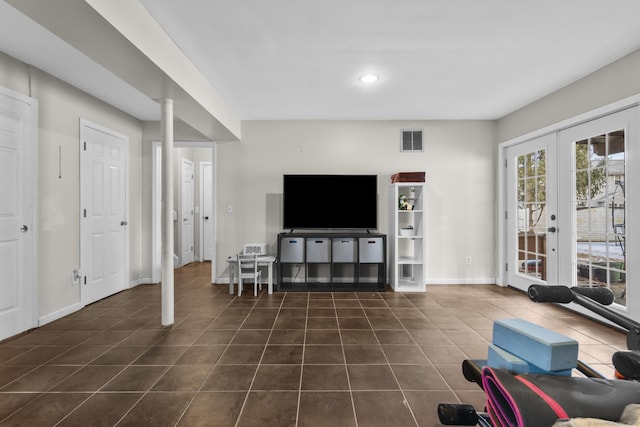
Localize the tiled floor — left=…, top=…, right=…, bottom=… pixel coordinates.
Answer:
left=0, top=262, right=626, bottom=426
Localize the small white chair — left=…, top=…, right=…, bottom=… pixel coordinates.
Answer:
left=237, top=253, right=262, bottom=296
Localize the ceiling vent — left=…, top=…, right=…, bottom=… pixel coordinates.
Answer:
left=401, top=129, right=423, bottom=152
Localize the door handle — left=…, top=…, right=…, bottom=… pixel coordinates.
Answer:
left=20, top=225, right=28, bottom=233
left=204, top=216, right=209, bottom=220
left=547, top=226, right=557, bottom=232
left=120, top=221, right=128, bottom=226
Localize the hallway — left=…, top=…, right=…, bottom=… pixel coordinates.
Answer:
left=0, top=262, right=625, bottom=426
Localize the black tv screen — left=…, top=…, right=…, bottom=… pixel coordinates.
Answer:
left=283, top=174, right=378, bottom=230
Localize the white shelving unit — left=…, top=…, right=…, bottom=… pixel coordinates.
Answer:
left=389, top=182, right=426, bottom=291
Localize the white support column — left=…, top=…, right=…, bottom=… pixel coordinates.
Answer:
left=161, top=98, right=174, bottom=327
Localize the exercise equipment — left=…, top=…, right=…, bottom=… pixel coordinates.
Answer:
left=438, top=285, right=640, bottom=427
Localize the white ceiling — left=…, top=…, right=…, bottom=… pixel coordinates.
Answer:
left=137, top=0, right=640, bottom=120
left=3, top=0, right=640, bottom=122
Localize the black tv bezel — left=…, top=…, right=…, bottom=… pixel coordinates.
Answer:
left=282, top=174, right=378, bottom=231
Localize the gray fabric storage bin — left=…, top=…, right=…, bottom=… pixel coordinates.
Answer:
left=306, top=238, right=330, bottom=263
left=280, top=237, right=305, bottom=263
left=332, top=238, right=356, bottom=262
left=358, top=237, right=384, bottom=263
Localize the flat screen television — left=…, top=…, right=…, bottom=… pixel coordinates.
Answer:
left=283, top=174, right=378, bottom=230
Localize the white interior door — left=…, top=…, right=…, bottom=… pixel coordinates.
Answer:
left=0, top=87, right=37, bottom=340
left=506, top=133, right=558, bottom=291
left=80, top=120, right=128, bottom=305
left=201, top=161, right=214, bottom=261
left=181, top=158, right=195, bottom=266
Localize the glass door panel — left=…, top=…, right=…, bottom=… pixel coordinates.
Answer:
left=573, top=131, right=626, bottom=306
left=518, top=150, right=548, bottom=280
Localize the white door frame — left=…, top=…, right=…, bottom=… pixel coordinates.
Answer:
left=151, top=143, right=216, bottom=281
left=0, top=85, right=38, bottom=338
left=79, top=118, right=129, bottom=305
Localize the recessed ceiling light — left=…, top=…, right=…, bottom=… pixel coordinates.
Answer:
left=359, top=74, right=379, bottom=83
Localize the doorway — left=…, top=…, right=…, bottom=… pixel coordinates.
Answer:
left=151, top=144, right=216, bottom=281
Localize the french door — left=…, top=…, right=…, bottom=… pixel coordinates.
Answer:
left=506, top=106, right=637, bottom=311
left=506, top=133, right=558, bottom=291
left=557, top=107, right=637, bottom=307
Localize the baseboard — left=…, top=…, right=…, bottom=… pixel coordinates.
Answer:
left=426, top=278, right=496, bottom=285
left=129, top=278, right=156, bottom=288
left=38, top=302, right=83, bottom=326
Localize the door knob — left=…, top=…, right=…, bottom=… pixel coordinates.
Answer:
left=20, top=225, right=28, bottom=233
left=204, top=216, right=209, bottom=220
left=120, top=221, right=128, bottom=226
left=547, top=226, right=557, bottom=232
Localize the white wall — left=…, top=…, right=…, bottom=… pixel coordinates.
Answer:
left=0, top=51, right=145, bottom=321
left=216, top=120, right=496, bottom=285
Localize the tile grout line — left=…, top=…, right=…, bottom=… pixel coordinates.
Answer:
left=407, top=295, right=481, bottom=406
left=371, top=293, right=421, bottom=427
left=343, top=292, right=361, bottom=427
left=233, top=290, right=286, bottom=427
left=294, top=291, right=310, bottom=427
left=171, top=292, right=240, bottom=426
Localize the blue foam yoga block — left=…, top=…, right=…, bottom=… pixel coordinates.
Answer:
left=487, top=344, right=572, bottom=376
left=492, top=318, right=578, bottom=371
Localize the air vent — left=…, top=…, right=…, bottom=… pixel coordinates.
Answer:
left=401, top=129, right=423, bottom=152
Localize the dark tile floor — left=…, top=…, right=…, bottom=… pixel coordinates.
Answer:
left=0, top=262, right=626, bottom=426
